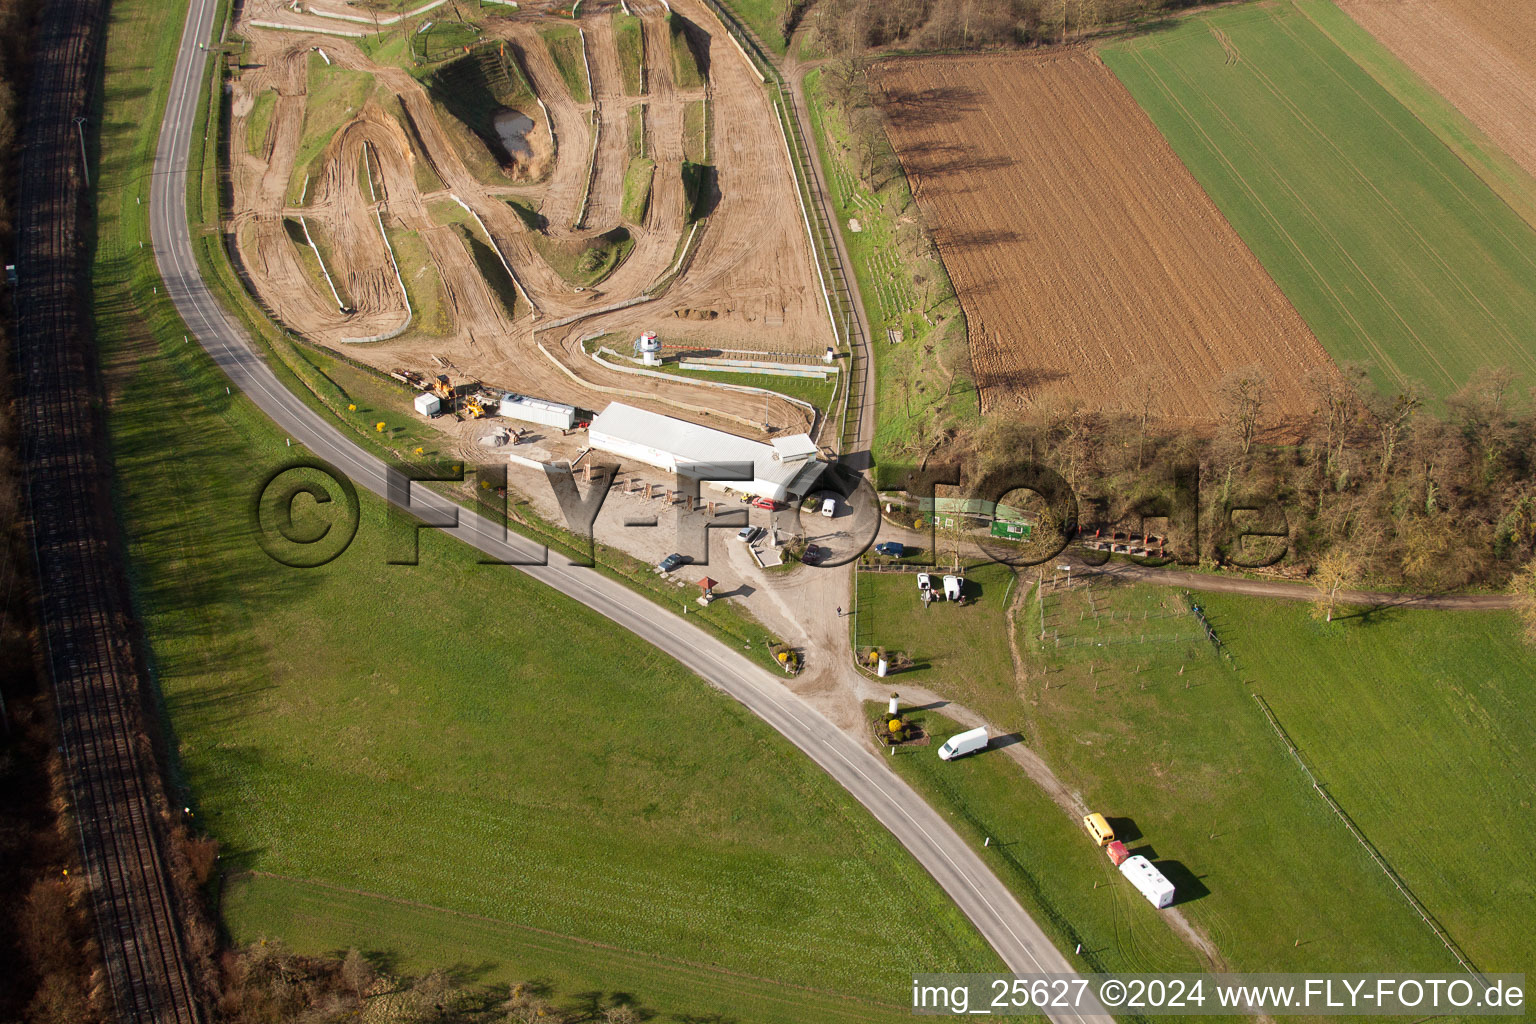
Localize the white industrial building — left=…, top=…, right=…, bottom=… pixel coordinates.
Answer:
left=587, top=403, right=825, bottom=503
left=500, top=392, right=577, bottom=430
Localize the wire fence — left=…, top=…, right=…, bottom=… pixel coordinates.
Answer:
left=1252, top=694, right=1482, bottom=980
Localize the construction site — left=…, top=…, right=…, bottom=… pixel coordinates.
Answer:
left=226, top=0, right=838, bottom=452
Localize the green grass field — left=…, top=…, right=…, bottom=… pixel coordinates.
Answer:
left=888, top=709, right=1208, bottom=977
left=658, top=364, right=835, bottom=413
left=92, top=0, right=1007, bottom=1013
left=1196, top=593, right=1536, bottom=973
left=1101, top=1, right=1536, bottom=400
left=861, top=562, right=1536, bottom=976
left=382, top=221, right=451, bottom=336
left=719, top=0, right=786, bottom=55
left=1020, top=581, right=1464, bottom=975
left=620, top=155, right=654, bottom=223
left=669, top=14, right=704, bottom=89
left=854, top=562, right=1017, bottom=720
left=802, top=69, right=974, bottom=470
left=244, top=88, right=276, bottom=155
left=540, top=23, right=591, bottom=103
left=627, top=102, right=645, bottom=158
left=683, top=98, right=707, bottom=163
left=613, top=11, right=643, bottom=95
left=1290, top=0, right=1536, bottom=231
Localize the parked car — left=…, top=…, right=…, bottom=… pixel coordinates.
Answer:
left=942, top=574, right=964, bottom=601
left=874, top=541, right=906, bottom=557
left=736, top=525, right=762, bottom=544
left=1083, top=812, right=1116, bottom=847
left=820, top=496, right=837, bottom=518
left=657, top=553, right=688, bottom=573
left=801, top=544, right=824, bottom=565
left=752, top=497, right=787, bottom=511
left=916, top=572, right=933, bottom=594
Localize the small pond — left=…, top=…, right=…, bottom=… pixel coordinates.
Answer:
left=492, top=108, right=534, bottom=160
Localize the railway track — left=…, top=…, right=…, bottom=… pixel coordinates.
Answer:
left=14, top=0, right=204, bottom=1020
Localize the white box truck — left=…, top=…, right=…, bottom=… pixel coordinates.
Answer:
left=937, top=727, right=988, bottom=761
left=1118, top=855, right=1176, bottom=908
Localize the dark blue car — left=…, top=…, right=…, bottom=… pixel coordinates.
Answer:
left=874, top=542, right=906, bottom=558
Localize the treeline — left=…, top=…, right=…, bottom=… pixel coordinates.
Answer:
left=941, top=365, right=1536, bottom=593
left=216, top=942, right=645, bottom=1024
left=795, top=0, right=1222, bottom=54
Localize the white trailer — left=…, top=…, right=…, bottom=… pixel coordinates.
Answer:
left=414, top=392, right=442, bottom=417
left=1118, top=855, right=1176, bottom=908
left=937, top=726, right=988, bottom=761
left=499, top=392, right=577, bottom=429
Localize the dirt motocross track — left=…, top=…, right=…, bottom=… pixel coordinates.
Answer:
left=873, top=50, right=1330, bottom=423
left=229, top=0, right=832, bottom=439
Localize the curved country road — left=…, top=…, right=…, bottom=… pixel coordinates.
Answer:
left=149, top=0, right=1107, bottom=1017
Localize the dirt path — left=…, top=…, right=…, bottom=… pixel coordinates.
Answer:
left=581, top=15, right=633, bottom=231
left=873, top=521, right=1519, bottom=611
left=506, top=22, right=594, bottom=235
left=1086, top=558, right=1519, bottom=610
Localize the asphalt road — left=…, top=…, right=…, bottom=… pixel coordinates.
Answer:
left=149, top=2, right=1107, bottom=1017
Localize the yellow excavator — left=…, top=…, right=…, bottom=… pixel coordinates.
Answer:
left=465, top=396, right=489, bottom=419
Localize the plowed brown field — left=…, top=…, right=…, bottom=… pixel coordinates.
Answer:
left=1339, top=0, right=1536, bottom=186
left=873, top=51, right=1329, bottom=422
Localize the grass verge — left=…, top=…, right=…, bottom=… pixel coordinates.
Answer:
left=802, top=68, right=974, bottom=470
left=683, top=97, right=707, bottom=163
left=620, top=155, right=654, bottom=223
left=669, top=13, right=704, bottom=88
left=613, top=10, right=643, bottom=95
left=94, top=0, right=1004, bottom=1009
left=540, top=23, right=591, bottom=103
left=244, top=87, right=275, bottom=155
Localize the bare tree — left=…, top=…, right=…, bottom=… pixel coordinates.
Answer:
left=1370, top=386, right=1423, bottom=480
left=341, top=948, right=374, bottom=998
left=1217, top=365, right=1267, bottom=459
left=1310, top=548, right=1358, bottom=622
left=1305, top=363, right=1366, bottom=489
left=1123, top=366, right=1161, bottom=471
left=1511, top=558, right=1536, bottom=646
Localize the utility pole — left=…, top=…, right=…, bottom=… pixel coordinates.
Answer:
left=73, top=117, right=90, bottom=187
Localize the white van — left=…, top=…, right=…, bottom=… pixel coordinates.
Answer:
left=937, top=726, right=988, bottom=761
left=821, top=496, right=837, bottom=518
